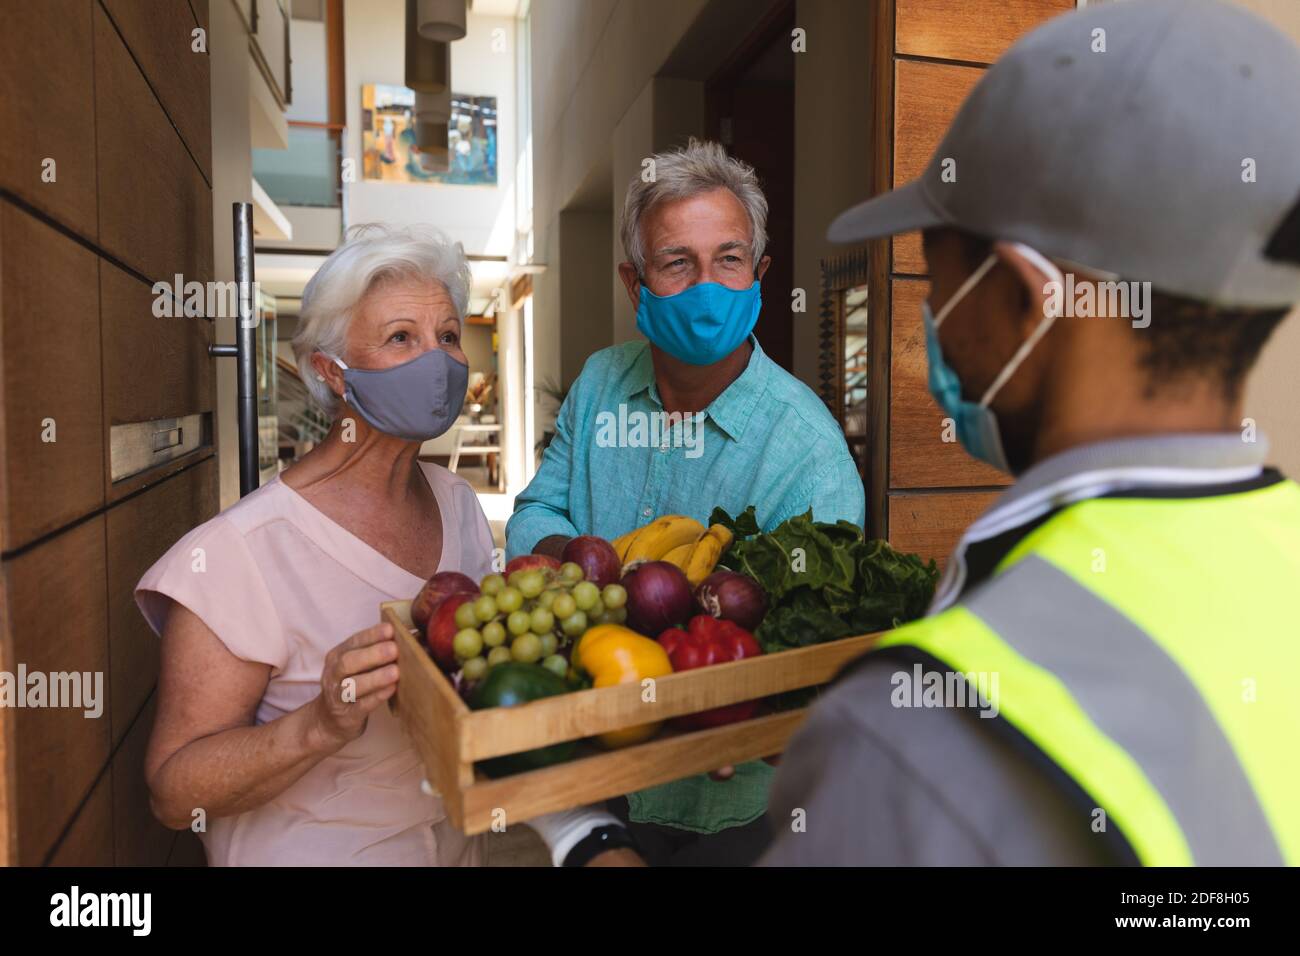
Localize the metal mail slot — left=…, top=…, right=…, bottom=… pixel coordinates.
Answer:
left=110, top=413, right=211, bottom=483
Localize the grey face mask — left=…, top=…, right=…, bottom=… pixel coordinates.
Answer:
left=330, top=347, right=468, bottom=442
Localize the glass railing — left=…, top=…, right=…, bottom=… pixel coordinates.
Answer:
left=252, top=122, right=343, bottom=208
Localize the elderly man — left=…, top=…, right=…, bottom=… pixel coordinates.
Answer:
left=507, top=139, right=864, bottom=865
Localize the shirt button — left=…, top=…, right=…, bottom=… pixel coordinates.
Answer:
left=642, top=508, right=652, bottom=517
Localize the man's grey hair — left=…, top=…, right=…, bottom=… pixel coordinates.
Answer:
left=292, top=222, right=472, bottom=415
left=619, top=138, right=769, bottom=277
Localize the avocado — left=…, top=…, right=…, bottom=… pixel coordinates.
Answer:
left=470, top=663, right=577, bottom=776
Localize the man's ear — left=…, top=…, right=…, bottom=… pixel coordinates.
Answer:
left=993, top=241, right=1060, bottom=332
left=754, top=255, right=772, bottom=282
left=310, top=351, right=346, bottom=401
left=617, top=261, right=641, bottom=308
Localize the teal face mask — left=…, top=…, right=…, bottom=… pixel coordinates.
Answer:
left=924, top=242, right=1063, bottom=474
left=635, top=280, right=762, bottom=366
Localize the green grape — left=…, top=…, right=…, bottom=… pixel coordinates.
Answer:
left=507, top=609, right=532, bottom=636
left=496, top=586, right=524, bottom=613
left=542, top=654, right=569, bottom=679
left=601, top=584, right=627, bottom=610
left=511, top=633, right=543, bottom=663
left=487, top=646, right=513, bottom=667
left=587, top=597, right=605, bottom=619
left=552, top=593, right=577, bottom=619
left=461, top=656, right=488, bottom=680
left=482, top=620, right=507, bottom=647
left=473, top=595, right=498, bottom=623
left=529, top=607, right=555, bottom=634
left=559, top=562, right=584, bottom=584
left=480, top=573, right=506, bottom=596
left=573, top=581, right=600, bottom=611
left=560, top=610, right=589, bottom=637
left=539, top=633, right=558, bottom=656
left=506, top=570, right=526, bottom=588
left=518, top=570, right=546, bottom=599
left=588, top=610, right=608, bottom=627
left=537, top=589, right=558, bottom=610
left=454, top=602, right=479, bottom=630
left=605, top=606, right=627, bottom=625
left=453, top=628, right=483, bottom=659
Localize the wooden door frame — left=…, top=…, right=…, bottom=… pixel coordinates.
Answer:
left=865, top=0, right=896, bottom=542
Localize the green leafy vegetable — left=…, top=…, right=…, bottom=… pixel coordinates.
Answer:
left=714, top=508, right=939, bottom=654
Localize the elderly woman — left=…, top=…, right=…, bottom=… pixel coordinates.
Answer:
left=135, top=224, right=493, bottom=866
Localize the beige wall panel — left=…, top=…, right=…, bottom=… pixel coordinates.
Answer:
left=0, top=0, right=97, bottom=240
left=896, top=0, right=1075, bottom=65
left=101, top=0, right=213, bottom=182
left=4, top=517, right=111, bottom=865
left=888, top=490, right=1000, bottom=568
left=93, top=3, right=213, bottom=284
left=0, top=202, right=104, bottom=552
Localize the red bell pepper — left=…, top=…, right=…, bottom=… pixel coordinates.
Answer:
left=657, top=615, right=764, bottom=729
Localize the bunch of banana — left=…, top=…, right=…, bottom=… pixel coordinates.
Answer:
left=613, top=515, right=734, bottom=586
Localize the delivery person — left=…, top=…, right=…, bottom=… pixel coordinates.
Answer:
left=528, top=0, right=1300, bottom=867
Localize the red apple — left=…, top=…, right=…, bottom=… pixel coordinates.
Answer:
left=411, top=571, right=479, bottom=632
left=504, top=553, right=562, bottom=578
left=561, top=535, right=622, bottom=587
left=425, top=592, right=474, bottom=670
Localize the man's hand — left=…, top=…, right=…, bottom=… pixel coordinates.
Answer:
left=533, top=535, right=571, bottom=560
left=709, top=754, right=781, bottom=781
left=587, top=848, right=647, bottom=866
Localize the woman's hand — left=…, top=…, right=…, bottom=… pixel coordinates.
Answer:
left=311, top=621, right=401, bottom=749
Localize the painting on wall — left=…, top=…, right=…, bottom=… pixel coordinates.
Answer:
left=361, top=84, right=498, bottom=186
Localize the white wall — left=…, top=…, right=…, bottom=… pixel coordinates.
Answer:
left=344, top=0, right=517, bottom=257
left=791, top=0, right=875, bottom=390
left=528, top=0, right=711, bottom=428
left=288, top=19, right=328, bottom=123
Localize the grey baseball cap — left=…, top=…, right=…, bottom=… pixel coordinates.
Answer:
left=827, top=0, right=1300, bottom=308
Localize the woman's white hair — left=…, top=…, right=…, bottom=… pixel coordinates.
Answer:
left=619, top=138, right=769, bottom=276
left=292, top=222, right=472, bottom=414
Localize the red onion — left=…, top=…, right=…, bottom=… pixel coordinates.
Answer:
left=412, top=571, right=478, bottom=632
left=695, top=570, right=768, bottom=631
left=622, top=561, right=693, bottom=636
left=561, top=535, right=623, bottom=587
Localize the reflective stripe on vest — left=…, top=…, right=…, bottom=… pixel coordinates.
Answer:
left=876, top=484, right=1300, bottom=866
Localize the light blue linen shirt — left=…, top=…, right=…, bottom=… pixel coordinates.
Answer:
left=507, top=337, right=865, bottom=557
left=505, top=336, right=865, bottom=835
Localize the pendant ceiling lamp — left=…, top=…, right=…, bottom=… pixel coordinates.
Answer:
left=405, top=0, right=450, bottom=93
left=415, top=88, right=453, bottom=126
left=415, top=120, right=451, bottom=173
left=416, top=0, right=467, bottom=43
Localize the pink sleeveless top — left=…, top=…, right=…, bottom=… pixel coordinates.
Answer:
left=135, top=462, right=494, bottom=866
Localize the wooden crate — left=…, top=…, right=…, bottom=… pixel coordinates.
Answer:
left=381, top=600, right=882, bottom=834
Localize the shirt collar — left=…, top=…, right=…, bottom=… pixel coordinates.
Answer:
left=626, top=335, right=769, bottom=443
left=930, top=432, right=1271, bottom=613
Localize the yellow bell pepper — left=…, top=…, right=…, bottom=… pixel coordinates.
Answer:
left=574, top=624, right=674, bottom=748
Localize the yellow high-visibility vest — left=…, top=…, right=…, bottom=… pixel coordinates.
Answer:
left=874, top=479, right=1300, bottom=865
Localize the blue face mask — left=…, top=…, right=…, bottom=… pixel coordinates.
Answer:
left=924, top=242, right=1064, bottom=474
left=635, top=280, right=762, bottom=366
